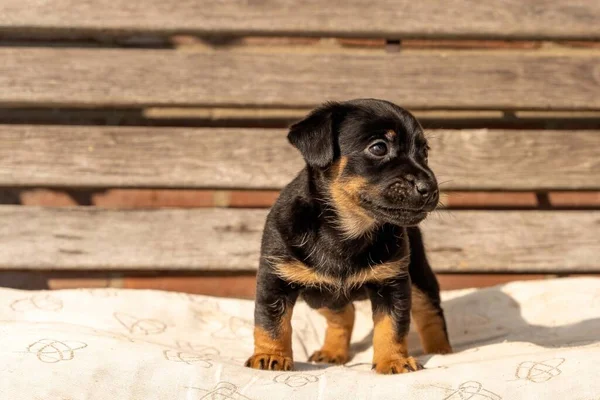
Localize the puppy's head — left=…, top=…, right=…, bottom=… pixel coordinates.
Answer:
left=288, top=99, right=438, bottom=237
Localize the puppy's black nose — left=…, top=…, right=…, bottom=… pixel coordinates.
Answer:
left=405, top=175, right=438, bottom=200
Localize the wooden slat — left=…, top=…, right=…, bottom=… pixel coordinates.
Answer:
left=1, top=48, right=600, bottom=109
left=1, top=1, right=599, bottom=39
left=1, top=125, right=599, bottom=190
left=0, top=206, right=597, bottom=272
left=0, top=271, right=576, bottom=297
left=550, top=192, right=600, bottom=207
left=10, top=188, right=546, bottom=209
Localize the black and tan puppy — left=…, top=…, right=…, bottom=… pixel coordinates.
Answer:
left=245, top=99, right=452, bottom=374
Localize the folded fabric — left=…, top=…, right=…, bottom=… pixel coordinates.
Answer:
left=1, top=277, right=599, bottom=399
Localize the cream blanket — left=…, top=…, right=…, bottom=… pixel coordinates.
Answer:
left=1, top=278, right=599, bottom=399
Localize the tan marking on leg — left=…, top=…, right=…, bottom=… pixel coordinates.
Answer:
left=245, top=307, right=294, bottom=371
left=309, top=304, right=355, bottom=364
left=411, top=286, right=452, bottom=354
left=328, top=157, right=377, bottom=239
left=372, top=312, right=422, bottom=374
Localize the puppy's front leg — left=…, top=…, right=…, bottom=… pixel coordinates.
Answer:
left=309, top=303, right=355, bottom=364
left=370, top=278, right=423, bottom=374
left=245, top=271, right=298, bottom=371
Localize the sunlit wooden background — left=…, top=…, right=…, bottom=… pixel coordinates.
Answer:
left=0, top=1, right=599, bottom=297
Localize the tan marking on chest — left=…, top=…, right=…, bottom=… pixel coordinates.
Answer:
left=273, top=260, right=338, bottom=288
left=346, top=256, right=410, bottom=288
left=273, top=257, right=409, bottom=293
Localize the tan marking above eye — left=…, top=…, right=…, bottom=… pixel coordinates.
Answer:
left=385, top=130, right=397, bottom=141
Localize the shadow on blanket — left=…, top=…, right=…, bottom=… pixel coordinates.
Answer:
left=348, top=284, right=600, bottom=362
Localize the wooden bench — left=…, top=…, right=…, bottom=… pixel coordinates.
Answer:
left=0, top=1, right=598, bottom=295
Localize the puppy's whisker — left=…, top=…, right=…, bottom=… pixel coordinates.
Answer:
left=436, top=199, right=448, bottom=210
left=437, top=179, right=455, bottom=186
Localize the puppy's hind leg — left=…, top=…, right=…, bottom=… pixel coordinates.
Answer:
left=408, top=227, right=452, bottom=354
left=370, top=277, right=423, bottom=374
left=309, top=303, right=355, bottom=365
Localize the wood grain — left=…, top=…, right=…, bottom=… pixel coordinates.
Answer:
left=0, top=207, right=597, bottom=272
left=1, top=0, right=599, bottom=39
left=1, top=48, right=599, bottom=109
left=428, top=129, right=600, bottom=190
left=0, top=207, right=267, bottom=270
left=1, top=125, right=598, bottom=190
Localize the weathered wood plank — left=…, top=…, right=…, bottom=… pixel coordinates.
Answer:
left=1, top=0, right=599, bottom=39
left=429, top=129, right=600, bottom=190
left=1, top=125, right=599, bottom=190
left=0, top=207, right=597, bottom=271
left=1, top=48, right=599, bottom=109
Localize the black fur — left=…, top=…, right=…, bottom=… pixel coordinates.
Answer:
left=251, top=98, right=449, bottom=365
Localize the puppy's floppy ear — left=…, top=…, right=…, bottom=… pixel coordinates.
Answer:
left=287, top=102, right=341, bottom=168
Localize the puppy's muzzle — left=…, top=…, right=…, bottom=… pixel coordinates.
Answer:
left=386, top=175, right=439, bottom=211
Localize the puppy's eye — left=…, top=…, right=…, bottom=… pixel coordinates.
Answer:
left=368, top=142, right=388, bottom=157
left=421, top=146, right=430, bottom=160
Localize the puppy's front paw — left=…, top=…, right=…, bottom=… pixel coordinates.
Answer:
left=373, top=356, right=423, bottom=374
left=308, top=349, right=349, bottom=365
left=245, top=353, right=293, bottom=371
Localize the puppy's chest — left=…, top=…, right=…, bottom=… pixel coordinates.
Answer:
left=275, top=226, right=410, bottom=292
left=276, top=255, right=409, bottom=293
